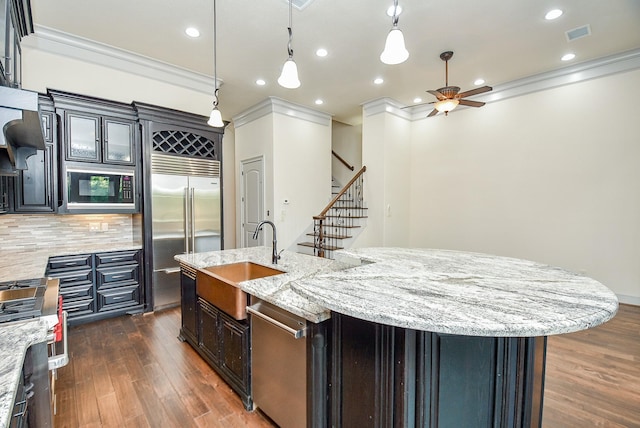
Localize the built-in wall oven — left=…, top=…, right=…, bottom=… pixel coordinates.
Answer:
left=0, top=278, right=68, bottom=427
left=60, top=163, right=136, bottom=213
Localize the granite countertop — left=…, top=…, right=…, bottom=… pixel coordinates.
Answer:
left=0, top=241, right=143, bottom=282
left=291, top=247, right=619, bottom=337
left=0, top=319, right=49, bottom=428
left=175, top=246, right=356, bottom=323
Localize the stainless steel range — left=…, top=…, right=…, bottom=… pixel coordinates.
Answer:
left=0, top=277, right=68, bottom=427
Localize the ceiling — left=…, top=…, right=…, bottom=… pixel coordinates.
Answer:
left=29, top=0, right=640, bottom=125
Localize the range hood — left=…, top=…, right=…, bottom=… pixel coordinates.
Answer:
left=0, top=86, right=45, bottom=176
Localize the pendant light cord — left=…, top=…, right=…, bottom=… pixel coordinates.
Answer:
left=213, top=0, right=219, bottom=106
left=286, top=0, right=293, bottom=58
left=391, top=0, right=399, bottom=27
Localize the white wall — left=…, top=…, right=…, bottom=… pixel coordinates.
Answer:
left=331, top=121, right=362, bottom=186
left=234, top=115, right=274, bottom=246
left=233, top=99, right=332, bottom=251
left=356, top=102, right=412, bottom=247
left=409, top=69, right=640, bottom=302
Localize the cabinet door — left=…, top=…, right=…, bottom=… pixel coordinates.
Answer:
left=220, top=314, right=250, bottom=390
left=0, top=176, right=9, bottom=213
left=180, top=270, right=197, bottom=343
left=199, top=299, right=221, bottom=366
left=13, top=143, right=55, bottom=212
left=104, top=119, right=134, bottom=165
left=66, top=112, right=100, bottom=162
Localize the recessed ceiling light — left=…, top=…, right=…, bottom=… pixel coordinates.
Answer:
left=474, top=78, right=485, bottom=86
left=315, top=99, right=324, bottom=105
left=256, top=79, right=266, bottom=86
left=316, top=48, right=328, bottom=57
left=185, top=27, right=200, bottom=38
left=386, top=4, right=402, bottom=17
left=374, top=77, right=384, bottom=85
left=545, top=9, right=563, bottom=20
left=561, top=53, right=576, bottom=61
left=413, top=97, right=422, bottom=103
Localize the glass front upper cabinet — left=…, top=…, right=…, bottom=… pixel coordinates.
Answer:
left=104, top=119, right=133, bottom=163
left=65, top=112, right=135, bottom=165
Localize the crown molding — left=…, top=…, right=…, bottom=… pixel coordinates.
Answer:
left=391, top=48, right=640, bottom=121
left=22, top=25, right=219, bottom=94
left=233, top=96, right=332, bottom=128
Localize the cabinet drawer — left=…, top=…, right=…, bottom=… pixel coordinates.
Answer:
left=97, top=285, right=139, bottom=311
left=96, top=264, right=139, bottom=288
left=48, top=268, right=93, bottom=288
left=59, top=283, right=93, bottom=300
left=47, top=254, right=92, bottom=271
left=63, top=297, right=95, bottom=320
left=95, top=250, right=139, bottom=267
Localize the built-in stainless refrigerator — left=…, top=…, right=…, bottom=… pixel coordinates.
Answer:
left=151, top=153, right=221, bottom=310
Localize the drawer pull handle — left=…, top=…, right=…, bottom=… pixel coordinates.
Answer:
left=111, top=275, right=126, bottom=279
left=111, top=296, right=128, bottom=300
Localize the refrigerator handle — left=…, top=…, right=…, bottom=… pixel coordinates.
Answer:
left=191, top=187, right=196, bottom=253
left=184, top=187, right=190, bottom=253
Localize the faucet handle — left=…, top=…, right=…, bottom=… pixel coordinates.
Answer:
left=277, top=249, right=284, bottom=260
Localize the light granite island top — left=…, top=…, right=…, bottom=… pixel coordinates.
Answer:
left=290, top=247, right=619, bottom=337
left=174, top=246, right=356, bottom=322
left=0, top=319, right=49, bottom=428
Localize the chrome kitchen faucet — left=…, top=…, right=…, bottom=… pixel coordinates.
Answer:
left=253, top=220, right=282, bottom=264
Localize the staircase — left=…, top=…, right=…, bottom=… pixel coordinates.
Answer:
left=297, top=166, right=367, bottom=259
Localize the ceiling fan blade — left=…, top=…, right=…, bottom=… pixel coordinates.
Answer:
left=427, top=108, right=439, bottom=117
left=427, top=90, right=446, bottom=100
left=459, top=99, right=486, bottom=107
left=457, top=86, right=493, bottom=99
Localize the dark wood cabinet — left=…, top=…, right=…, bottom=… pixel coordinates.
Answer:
left=0, top=176, right=9, bottom=213
left=179, top=267, right=252, bottom=410
left=12, top=96, right=58, bottom=213
left=179, top=265, right=198, bottom=344
left=1, top=0, right=34, bottom=88
left=47, top=249, right=144, bottom=325
left=63, top=111, right=135, bottom=165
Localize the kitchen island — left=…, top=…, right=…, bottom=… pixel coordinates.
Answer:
left=177, top=246, right=618, bottom=427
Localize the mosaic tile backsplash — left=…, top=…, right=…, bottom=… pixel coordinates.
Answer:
left=0, top=213, right=140, bottom=251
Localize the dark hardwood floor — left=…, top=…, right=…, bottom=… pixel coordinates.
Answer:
left=53, top=304, right=640, bottom=427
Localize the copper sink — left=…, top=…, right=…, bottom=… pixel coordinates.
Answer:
left=0, top=287, right=38, bottom=302
left=196, top=262, right=285, bottom=320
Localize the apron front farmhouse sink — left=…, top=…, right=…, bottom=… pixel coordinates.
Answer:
left=196, top=261, right=285, bottom=320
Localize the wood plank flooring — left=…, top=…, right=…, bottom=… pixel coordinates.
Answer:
left=53, top=304, right=640, bottom=427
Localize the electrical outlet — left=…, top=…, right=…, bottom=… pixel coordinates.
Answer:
left=89, top=223, right=100, bottom=232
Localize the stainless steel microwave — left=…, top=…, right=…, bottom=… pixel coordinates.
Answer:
left=65, top=166, right=135, bottom=210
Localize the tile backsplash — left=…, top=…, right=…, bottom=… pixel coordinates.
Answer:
left=0, top=214, right=140, bottom=252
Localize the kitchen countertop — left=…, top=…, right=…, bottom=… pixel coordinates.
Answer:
left=176, top=246, right=618, bottom=337
left=0, top=241, right=143, bottom=282
left=291, top=247, right=619, bottom=337
left=175, top=247, right=356, bottom=323
left=0, top=318, right=49, bottom=428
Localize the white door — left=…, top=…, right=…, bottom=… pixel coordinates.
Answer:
left=241, top=157, right=264, bottom=248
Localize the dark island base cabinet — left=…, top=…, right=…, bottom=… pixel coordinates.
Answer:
left=332, top=313, right=546, bottom=428
left=179, top=267, right=251, bottom=410
left=47, top=250, right=144, bottom=325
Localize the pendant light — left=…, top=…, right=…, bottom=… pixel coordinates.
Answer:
left=208, top=0, right=224, bottom=127
left=380, top=0, right=409, bottom=65
left=278, top=0, right=301, bottom=89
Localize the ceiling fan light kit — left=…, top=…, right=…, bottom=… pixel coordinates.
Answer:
left=278, top=0, right=301, bottom=89
left=380, top=0, right=409, bottom=65
left=208, top=0, right=224, bottom=127
left=424, top=51, right=493, bottom=117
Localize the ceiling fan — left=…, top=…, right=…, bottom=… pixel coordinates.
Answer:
left=422, top=51, right=493, bottom=117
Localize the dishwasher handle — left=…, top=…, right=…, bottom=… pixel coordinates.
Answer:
left=247, top=305, right=307, bottom=339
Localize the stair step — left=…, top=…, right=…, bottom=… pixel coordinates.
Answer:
left=331, top=205, right=368, bottom=209
left=306, top=232, right=352, bottom=239
left=314, top=224, right=361, bottom=229
left=298, top=242, right=344, bottom=251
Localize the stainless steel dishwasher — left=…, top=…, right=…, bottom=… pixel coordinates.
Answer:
left=247, top=297, right=307, bottom=428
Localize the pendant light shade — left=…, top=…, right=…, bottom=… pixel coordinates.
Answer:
left=278, top=0, right=300, bottom=89
left=435, top=98, right=459, bottom=114
left=208, top=104, right=224, bottom=127
left=380, top=0, right=409, bottom=65
left=380, top=27, right=409, bottom=65
left=208, top=0, right=223, bottom=127
left=278, top=58, right=300, bottom=89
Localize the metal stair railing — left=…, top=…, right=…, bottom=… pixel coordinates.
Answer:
left=313, top=166, right=366, bottom=258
